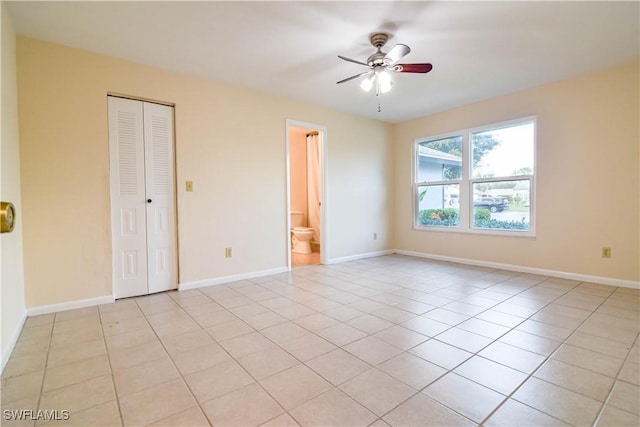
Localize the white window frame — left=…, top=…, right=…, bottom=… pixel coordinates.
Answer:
left=413, top=116, right=536, bottom=237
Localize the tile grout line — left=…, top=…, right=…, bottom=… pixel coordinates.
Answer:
left=131, top=294, right=217, bottom=426
left=96, top=305, right=126, bottom=427
left=590, top=320, right=640, bottom=426
left=21, top=310, right=118, bottom=426
left=33, top=313, right=55, bottom=427
left=188, top=262, right=635, bottom=425
left=241, top=267, right=618, bottom=425
left=361, top=273, right=588, bottom=425
left=372, top=274, right=574, bottom=426
left=475, top=280, right=586, bottom=426
left=479, top=282, right=631, bottom=426
left=181, top=284, right=387, bottom=426
left=193, top=274, right=438, bottom=425
left=30, top=264, right=456, bottom=425
left=273, top=265, right=593, bottom=425
left=5, top=256, right=637, bottom=427
left=269, top=267, right=552, bottom=425
left=162, top=288, right=299, bottom=426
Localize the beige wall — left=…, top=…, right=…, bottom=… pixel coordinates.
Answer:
left=289, top=127, right=308, bottom=222
left=394, top=62, right=640, bottom=282
left=14, top=35, right=637, bottom=313
left=16, top=37, right=394, bottom=307
left=1, top=5, right=27, bottom=368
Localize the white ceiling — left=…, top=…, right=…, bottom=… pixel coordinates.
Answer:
left=6, top=1, right=639, bottom=123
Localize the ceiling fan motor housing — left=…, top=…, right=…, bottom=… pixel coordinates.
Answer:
left=367, top=52, right=386, bottom=66
left=367, top=33, right=390, bottom=66
left=369, top=32, right=389, bottom=48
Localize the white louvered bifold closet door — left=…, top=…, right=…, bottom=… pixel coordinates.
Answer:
left=142, top=102, right=177, bottom=294
left=108, top=96, right=177, bottom=299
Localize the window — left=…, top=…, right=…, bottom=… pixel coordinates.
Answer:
left=416, top=136, right=462, bottom=228
left=414, top=117, right=535, bottom=236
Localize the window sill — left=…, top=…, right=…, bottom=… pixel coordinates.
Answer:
left=412, top=224, right=536, bottom=238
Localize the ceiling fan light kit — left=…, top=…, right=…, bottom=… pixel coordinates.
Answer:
left=337, top=32, right=433, bottom=111
left=360, top=70, right=393, bottom=94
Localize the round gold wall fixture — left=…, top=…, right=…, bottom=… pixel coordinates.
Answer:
left=1, top=201, right=16, bottom=233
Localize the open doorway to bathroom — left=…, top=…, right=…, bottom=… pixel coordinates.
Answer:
left=286, top=121, right=326, bottom=269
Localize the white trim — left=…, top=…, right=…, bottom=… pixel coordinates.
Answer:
left=326, top=250, right=395, bottom=265
left=285, top=120, right=329, bottom=269
left=26, top=295, right=115, bottom=317
left=394, top=249, right=640, bottom=289
left=179, top=267, right=289, bottom=291
left=1, top=309, right=27, bottom=374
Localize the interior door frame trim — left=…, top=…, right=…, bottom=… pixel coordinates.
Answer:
left=285, top=119, right=328, bottom=270
left=107, top=92, right=175, bottom=107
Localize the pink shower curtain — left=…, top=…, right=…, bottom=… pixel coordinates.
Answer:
left=306, top=133, right=321, bottom=244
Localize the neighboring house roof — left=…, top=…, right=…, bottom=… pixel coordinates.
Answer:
left=418, top=146, right=462, bottom=164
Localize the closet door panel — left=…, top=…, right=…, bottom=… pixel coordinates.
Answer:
left=143, top=102, right=177, bottom=294
left=108, top=97, right=149, bottom=299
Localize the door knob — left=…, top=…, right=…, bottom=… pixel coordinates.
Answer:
left=147, top=199, right=152, bottom=203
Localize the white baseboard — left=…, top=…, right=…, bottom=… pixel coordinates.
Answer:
left=179, top=266, right=289, bottom=291
left=181, top=251, right=398, bottom=290
left=26, top=295, right=115, bottom=317
left=394, top=249, right=640, bottom=289
left=1, top=309, right=27, bottom=374
left=326, top=250, right=395, bottom=265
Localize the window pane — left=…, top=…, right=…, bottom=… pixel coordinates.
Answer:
left=417, top=136, right=462, bottom=182
left=472, top=180, right=530, bottom=231
left=417, top=184, right=460, bottom=227
left=471, top=122, right=534, bottom=179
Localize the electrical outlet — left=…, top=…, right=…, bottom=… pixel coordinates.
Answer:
left=225, top=247, right=232, bottom=258
left=186, top=181, right=194, bottom=192
left=373, top=232, right=378, bottom=240
left=601, top=247, right=611, bottom=259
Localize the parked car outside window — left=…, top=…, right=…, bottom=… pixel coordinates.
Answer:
left=473, top=197, right=509, bottom=213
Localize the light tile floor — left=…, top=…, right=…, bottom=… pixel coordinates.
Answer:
left=2, top=255, right=639, bottom=426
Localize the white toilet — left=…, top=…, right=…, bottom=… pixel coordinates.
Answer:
left=290, top=212, right=314, bottom=254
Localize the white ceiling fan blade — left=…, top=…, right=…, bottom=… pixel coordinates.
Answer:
left=338, top=55, right=369, bottom=67
left=336, top=71, right=372, bottom=84
left=384, top=44, right=410, bottom=65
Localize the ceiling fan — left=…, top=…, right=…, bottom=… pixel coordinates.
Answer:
left=336, top=32, right=433, bottom=95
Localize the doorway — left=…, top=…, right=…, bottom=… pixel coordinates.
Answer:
left=108, top=96, right=178, bottom=298
left=286, top=121, right=327, bottom=269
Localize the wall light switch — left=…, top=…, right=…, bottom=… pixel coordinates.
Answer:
left=186, top=181, right=194, bottom=192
